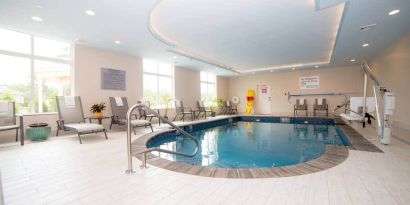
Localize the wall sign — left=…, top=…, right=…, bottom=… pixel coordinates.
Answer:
left=101, top=68, right=126, bottom=90
left=259, top=84, right=269, bottom=95
left=299, top=76, right=320, bottom=89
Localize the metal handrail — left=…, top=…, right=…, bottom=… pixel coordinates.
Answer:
left=125, top=103, right=199, bottom=174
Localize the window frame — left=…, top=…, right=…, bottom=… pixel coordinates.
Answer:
left=200, top=71, right=217, bottom=106
left=0, top=28, right=73, bottom=114
left=142, top=59, right=174, bottom=108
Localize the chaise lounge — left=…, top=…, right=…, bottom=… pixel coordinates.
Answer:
left=56, top=96, right=107, bottom=144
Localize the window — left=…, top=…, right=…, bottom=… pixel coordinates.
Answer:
left=200, top=71, right=216, bottom=106
left=0, top=28, right=72, bottom=114
left=143, top=59, right=173, bottom=107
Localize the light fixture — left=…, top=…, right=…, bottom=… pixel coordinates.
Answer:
left=360, top=24, right=376, bottom=31
left=85, top=10, right=95, bottom=16
left=36, top=5, right=43, bottom=9
left=314, top=65, right=319, bottom=68
left=173, top=56, right=177, bottom=59
left=270, top=70, right=274, bottom=72
left=292, top=68, right=296, bottom=70
left=388, top=10, right=400, bottom=16
left=362, top=43, right=369, bottom=47
left=114, top=40, right=121, bottom=44
left=350, top=59, right=356, bottom=62
left=252, top=72, right=255, bottom=75
left=31, top=16, right=42, bottom=22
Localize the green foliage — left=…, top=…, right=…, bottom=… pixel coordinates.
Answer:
left=90, top=102, right=106, bottom=113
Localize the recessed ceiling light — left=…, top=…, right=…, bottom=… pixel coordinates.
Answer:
left=85, top=10, right=95, bottom=16
left=314, top=65, right=319, bottom=68
left=362, top=43, right=369, bottom=47
left=270, top=70, right=274, bottom=72
left=173, top=56, right=177, bottom=59
left=350, top=59, right=356, bottom=62
left=36, top=5, right=43, bottom=9
left=388, top=10, right=400, bottom=16
left=292, top=68, right=296, bottom=70
left=114, top=40, right=121, bottom=44
left=31, top=16, right=42, bottom=22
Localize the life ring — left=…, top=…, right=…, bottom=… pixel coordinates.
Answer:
left=232, top=96, right=240, bottom=104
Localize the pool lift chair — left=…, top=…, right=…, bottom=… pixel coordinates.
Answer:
left=339, top=60, right=395, bottom=145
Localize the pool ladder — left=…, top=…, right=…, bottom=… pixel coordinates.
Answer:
left=125, top=104, right=199, bottom=174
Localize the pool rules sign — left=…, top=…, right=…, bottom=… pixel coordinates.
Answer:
left=299, top=76, right=320, bottom=89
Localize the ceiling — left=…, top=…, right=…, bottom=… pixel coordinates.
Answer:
left=0, top=0, right=409, bottom=76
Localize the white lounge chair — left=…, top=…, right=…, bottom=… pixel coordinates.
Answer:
left=109, top=97, right=153, bottom=134
left=56, top=96, right=107, bottom=144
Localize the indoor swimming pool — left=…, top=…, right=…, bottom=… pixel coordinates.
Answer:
left=147, top=117, right=351, bottom=168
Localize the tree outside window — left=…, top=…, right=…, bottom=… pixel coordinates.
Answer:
left=142, top=59, right=174, bottom=108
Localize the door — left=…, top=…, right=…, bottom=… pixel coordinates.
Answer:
left=256, top=84, right=271, bottom=114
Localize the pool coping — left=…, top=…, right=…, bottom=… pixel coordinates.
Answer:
left=131, top=116, right=353, bottom=178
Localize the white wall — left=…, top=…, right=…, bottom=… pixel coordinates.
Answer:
left=227, top=66, right=364, bottom=115
left=370, top=32, right=410, bottom=131
left=0, top=45, right=232, bottom=143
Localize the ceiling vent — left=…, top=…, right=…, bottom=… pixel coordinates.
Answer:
left=360, top=24, right=376, bottom=31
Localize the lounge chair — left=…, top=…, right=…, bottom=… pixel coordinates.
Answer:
left=56, top=96, right=107, bottom=144
left=173, top=100, right=194, bottom=122
left=137, top=100, right=160, bottom=126
left=196, top=100, right=212, bottom=119
left=225, top=100, right=238, bottom=115
left=294, top=99, right=308, bottom=116
left=0, top=102, right=21, bottom=142
left=314, top=98, right=328, bottom=116
left=109, top=97, right=153, bottom=133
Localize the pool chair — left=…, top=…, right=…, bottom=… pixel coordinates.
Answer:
left=225, top=100, right=238, bottom=115
left=0, top=102, right=22, bottom=142
left=294, top=99, right=308, bottom=116
left=109, top=97, right=153, bottom=133
left=56, top=96, right=107, bottom=144
left=137, top=100, right=160, bottom=126
left=196, top=100, right=212, bottom=119
left=173, top=100, right=194, bottom=122
left=314, top=98, right=329, bottom=116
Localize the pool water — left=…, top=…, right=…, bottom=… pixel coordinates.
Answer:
left=148, top=121, right=349, bottom=168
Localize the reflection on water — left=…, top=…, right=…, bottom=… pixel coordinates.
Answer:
left=150, top=122, right=346, bottom=168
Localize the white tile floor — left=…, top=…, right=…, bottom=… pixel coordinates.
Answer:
left=0, top=120, right=409, bottom=205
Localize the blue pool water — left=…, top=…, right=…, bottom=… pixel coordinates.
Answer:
left=148, top=120, right=349, bottom=168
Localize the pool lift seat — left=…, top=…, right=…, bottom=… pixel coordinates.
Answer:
left=339, top=60, right=395, bottom=145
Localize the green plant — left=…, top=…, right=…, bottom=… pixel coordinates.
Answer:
left=90, top=102, right=106, bottom=113
left=161, top=96, right=173, bottom=117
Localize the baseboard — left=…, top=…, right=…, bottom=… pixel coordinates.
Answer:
left=393, top=120, right=410, bottom=131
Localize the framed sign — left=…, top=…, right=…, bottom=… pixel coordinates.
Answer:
left=299, top=76, right=319, bottom=89
left=101, top=68, right=126, bottom=90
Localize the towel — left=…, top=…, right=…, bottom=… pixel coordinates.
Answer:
left=64, top=96, right=76, bottom=108
left=299, top=98, right=305, bottom=105
left=318, top=98, right=323, bottom=105
left=114, top=97, right=123, bottom=106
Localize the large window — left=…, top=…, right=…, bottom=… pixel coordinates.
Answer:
left=200, top=71, right=216, bottom=106
left=0, top=28, right=72, bottom=113
left=143, top=59, right=174, bottom=107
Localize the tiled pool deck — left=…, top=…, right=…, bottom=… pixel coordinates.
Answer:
left=131, top=115, right=380, bottom=178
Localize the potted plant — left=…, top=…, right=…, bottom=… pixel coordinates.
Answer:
left=90, top=102, right=106, bottom=118
left=161, top=96, right=173, bottom=121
